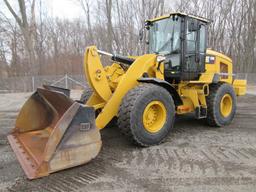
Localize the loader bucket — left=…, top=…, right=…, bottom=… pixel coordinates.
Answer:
left=7, top=87, right=102, bottom=179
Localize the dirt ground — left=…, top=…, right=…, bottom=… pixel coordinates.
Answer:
left=0, top=90, right=256, bottom=192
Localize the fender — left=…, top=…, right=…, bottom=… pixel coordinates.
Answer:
left=138, top=77, right=183, bottom=106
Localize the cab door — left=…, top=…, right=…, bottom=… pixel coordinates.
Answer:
left=182, top=17, right=207, bottom=81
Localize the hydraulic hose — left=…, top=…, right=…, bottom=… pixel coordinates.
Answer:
left=97, top=50, right=135, bottom=65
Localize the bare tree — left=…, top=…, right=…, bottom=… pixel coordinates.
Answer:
left=3, top=0, right=37, bottom=75
left=79, top=0, right=94, bottom=45
left=1, top=0, right=256, bottom=77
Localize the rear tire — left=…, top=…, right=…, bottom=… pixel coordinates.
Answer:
left=117, top=83, right=175, bottom=146
left=206, top=83, right=237, bottom=127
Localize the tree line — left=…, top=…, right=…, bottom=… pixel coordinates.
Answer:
left=0, top=0, right=255, bottom=77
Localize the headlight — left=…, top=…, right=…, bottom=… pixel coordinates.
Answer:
left=157, top=55, right=166, bottom=62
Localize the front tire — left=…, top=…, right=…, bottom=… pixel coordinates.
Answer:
left=206, top=83, right=237, bottom=127
left=117, top=83, right=175, bottom=146
left=80, top=88, right=93, bottom=104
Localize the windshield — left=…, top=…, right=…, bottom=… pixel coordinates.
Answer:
left=148, top=17, right=181, bottom=55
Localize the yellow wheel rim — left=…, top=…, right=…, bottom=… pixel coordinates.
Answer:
left=220, top=94, right=233, bottom=117
left=143, top=101, right=167, bottom=133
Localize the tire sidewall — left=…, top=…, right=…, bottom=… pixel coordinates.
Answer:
left=130, top=87, right=175, bottom=145
left=214, top=84, right=237, bottom=126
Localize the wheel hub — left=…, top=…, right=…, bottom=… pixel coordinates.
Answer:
left=143, top=101, right=167, bottom=133
left=220, top=94, right=232, bottom=117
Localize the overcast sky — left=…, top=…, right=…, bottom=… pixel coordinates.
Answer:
left=1, top=0, right=85, bottom=20
left=47, top=0, right=84, bottom=19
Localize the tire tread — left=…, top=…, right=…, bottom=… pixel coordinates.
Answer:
left=117, top=83, right=174, bottom=146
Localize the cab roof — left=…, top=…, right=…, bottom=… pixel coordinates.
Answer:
left=147, top=12, right=211, bottom=23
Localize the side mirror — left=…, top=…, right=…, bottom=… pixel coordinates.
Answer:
left=188, top=20, right=200, bottom=32
left=139, top=28, right=144, bottom=41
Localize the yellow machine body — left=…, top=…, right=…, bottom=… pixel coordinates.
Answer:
left=83, top=46, right=246, bottom=127
left=84, top=46, right=164, bottom=129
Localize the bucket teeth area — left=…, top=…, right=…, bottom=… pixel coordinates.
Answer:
left=8, top=134, right=47, bottom=179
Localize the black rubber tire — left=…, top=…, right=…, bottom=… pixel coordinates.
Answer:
left=206, top=83, right=237, bottom=127
left=79, top=88, right=106, bottom=120
left=117, top=83, right=175, bottom=147
left=80, top=88, right=93, bottom=103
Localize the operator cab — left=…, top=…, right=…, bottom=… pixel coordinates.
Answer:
left=145, top=12, right=210, bottom=82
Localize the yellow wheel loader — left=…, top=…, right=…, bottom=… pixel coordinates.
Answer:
left=8, top=12, right=246, bottom=179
